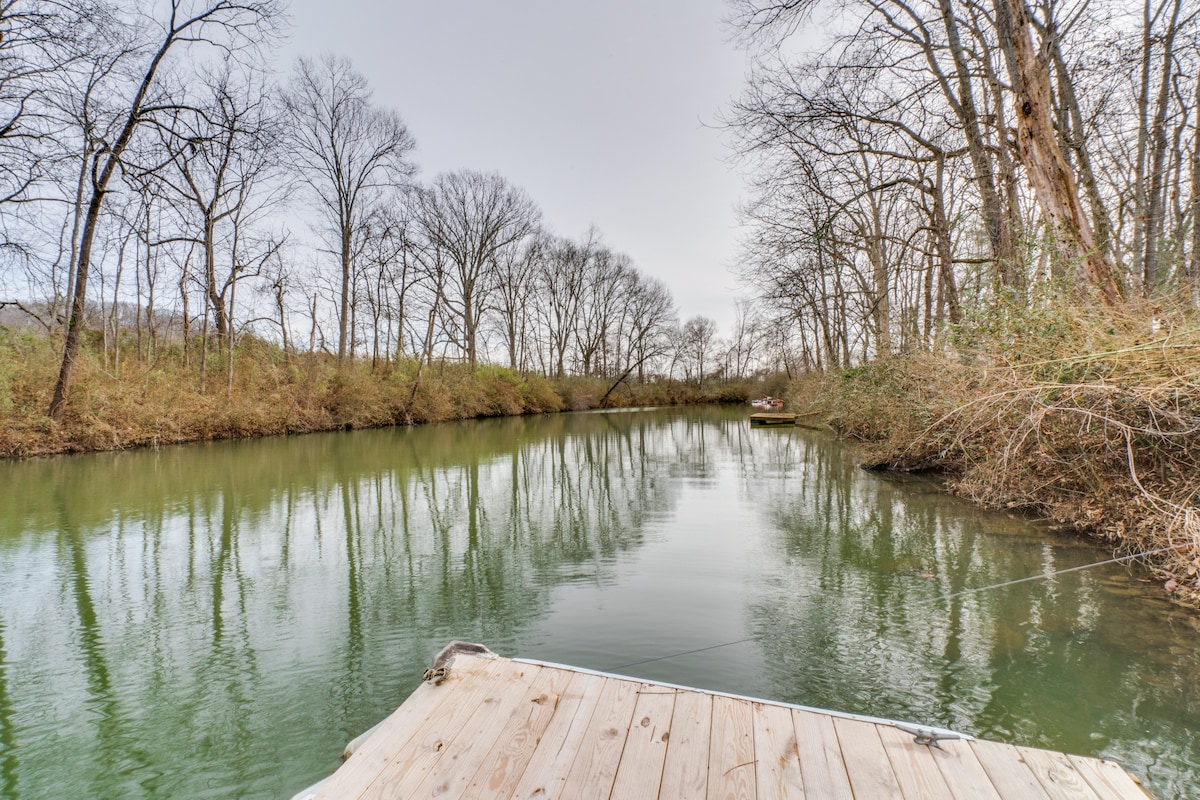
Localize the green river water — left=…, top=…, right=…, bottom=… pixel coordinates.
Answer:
left=0, top=406, right=1197, bottom=799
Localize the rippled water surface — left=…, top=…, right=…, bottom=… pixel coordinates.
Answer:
left=1, top=406, right=1197, bottom=798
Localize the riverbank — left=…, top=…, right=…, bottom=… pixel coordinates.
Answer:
left=792, top=311, right=1200, bottom=608
left=0, top=334, right=749, bottom=459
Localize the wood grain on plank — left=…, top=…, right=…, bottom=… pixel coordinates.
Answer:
left=792, top=710, right=853, bottom=800
left=557, top=674, right=642, bottom=800
left=313, top=655, right=503, bottom=799
left=707, top=695, right=756, bottom=800
left=311, top=655, right=1151, bottom=800
left=877, top=723, right=954, bottom=799
left=830, top=717, right=903, bottom=799
left=1020, top=746, right=1120, bottom=800
left=926, top=738, right=1004, bottom=800
left=970, top=740, right=1054, bottom=799
left=753, top=702, right=805, bottom=800
left=359, top=659, right=539, bottom=800
left=659, top=690, right=713, bottom=799
left=403, top=661, right=547, bottom=799
left=1066, top=755, right=1154, bottom=800
left=609, top=688, right=677, bottom=800
left=458, top=664, right=578, bottom=799
left=508, top=671, right=608, bottom=800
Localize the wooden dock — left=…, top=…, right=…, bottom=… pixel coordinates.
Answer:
left=300, top=652, right=1151, bottom=799
left=750, top=412, right=797, bottom=427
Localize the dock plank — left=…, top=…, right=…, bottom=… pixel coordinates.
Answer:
left=306, top=653, right=1153, bottom=800
left=609, top=688, right=677, bottom=799
left=659, top=690, right=713, bottom=798
left=707, top=694, right=756, bottom=800
left=508, top=670, right=607, bottom=799
left=753, top=701, right=805, bottom=800
left=970, top=740, right=1054, bottom=799
left=831, top=716, right=903, bottom=799
left=792, top=709, right=853, bottom=800
left=1020, top=746, right=1121, bottom=800
left=459, top=664, right=577, bottom=799
left=312, top=655, right=503, bottom=799
left=927, top=739, right=1004, bottom=800
left=1066, top=755, right=1152, bottom=800
left=403, top=662, right=546, bottom=799
left=877, top=723, right=954, bottom=799
left=361, top=659, right=540, bottom=800
left=557, top=674, right=641, bottom=799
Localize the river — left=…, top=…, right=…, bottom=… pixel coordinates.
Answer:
left=0, top=406, right=1196, bottom=798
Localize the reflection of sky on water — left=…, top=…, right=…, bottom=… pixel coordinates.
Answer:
left=0, top=407, right=1196, bottom=798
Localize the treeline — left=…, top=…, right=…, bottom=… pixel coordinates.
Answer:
left=727, top=0, right=1200, bottom=367
left=0, top=1, right=771, bottom=425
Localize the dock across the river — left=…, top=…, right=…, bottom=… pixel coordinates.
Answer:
left=297, top=651, right=1151, bottom=799
left=749, top=412, right=798, bottom=426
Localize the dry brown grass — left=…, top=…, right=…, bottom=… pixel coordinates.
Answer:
left=814, top=307, right=1200, bottom=607
left=0, top=332, right=748, bottom=460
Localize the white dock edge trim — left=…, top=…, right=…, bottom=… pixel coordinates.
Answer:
left=510, top=656, right=974, bottom=741
left=286, top=776, right=326, bottom=800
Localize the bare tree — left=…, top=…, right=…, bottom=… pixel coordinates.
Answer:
left=679, top=316, right=718, bottom=388
left=532, top=233, right=589, bottom=377
left=282, top=53, right=416, bottom=365
left=151, top=64, right=281, bottom=343
left=618, top=274, right=675, bottom=382
left=993, top=0, right=1122, bottom=304
left=49, top=0, right=283, bottom=420
left=492, top=230, right=545, bottom=372
left=0, top=1, right=94, bottom=216
left=413, top=170, right=540, bottom=368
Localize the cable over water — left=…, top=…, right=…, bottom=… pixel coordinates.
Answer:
left=603, top=544, right=1183, bottom=673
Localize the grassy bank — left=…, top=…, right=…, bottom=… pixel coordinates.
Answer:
left=793, top=307, right=1200, bottom=607
left=0, top=331, right=750, bottom=459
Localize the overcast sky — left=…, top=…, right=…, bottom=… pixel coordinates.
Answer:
left=280, top=0, right=752, bottom=332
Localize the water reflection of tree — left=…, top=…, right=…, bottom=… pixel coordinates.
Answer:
left=742, top=433, right=1200, bottom=798
left=0, top=409, right=704, bottom=797
left=0, top=617, right=16, bottom=798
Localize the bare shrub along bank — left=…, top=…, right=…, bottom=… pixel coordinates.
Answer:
left=802, top=314, right=1200, bottom=608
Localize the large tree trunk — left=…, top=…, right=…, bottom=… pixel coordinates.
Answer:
left=1048, top=34, right=1115, bottom=271
left=338, top=222, right=351, bottom=363
left=204, top=216, right=229, bottom=338
left=995, top=0, right=1123, bottom=306
left=50, top=171, right=107, bottom=419
left=935, top=0, right=1020, bottom=294
left=1140, top=0, right=1184, bottom=296
left=931, top=154, right=962, bottom=324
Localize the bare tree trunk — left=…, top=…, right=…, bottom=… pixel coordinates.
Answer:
left=204, top=216, right=229, bottom=338
left=1189, top=73, right=1200, bottom=308
left=932, top=154, right=962, bottom=324
left=227, top=265, right=236, bottom=394
left=180, top=257, right=191, bottom=369
left=200, top=303, right=209, bottom=394
left=51, top=180, right=107, bottom=418
left=109, top=237, right=128, bottom=371
left=935, top=0, right=1019, bottom=293
left=63, top=144, right=91, bottom=326
left=275, top=288, right=290, bottom=361
left=339, top=224, right=351, bottom=364
left=309, top=293, right=319, bottom=353
left=1141, top=0, right=1184, bottom=296
left=995, top=0, right=1123, bottom=306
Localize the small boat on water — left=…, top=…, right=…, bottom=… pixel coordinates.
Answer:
left=290, top=642, right=1152, bottom=799
left=750, top=396, right=786, bottom=410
